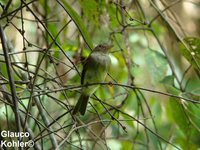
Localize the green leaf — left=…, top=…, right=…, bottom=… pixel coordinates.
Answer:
left=107, top=4, right=120, bottom=28
left=162, top=76, right=191, bottom=138
left=187, top=107, right=200, bottom=147
left=179, top=37, right=200, bottom=70
left=60, top=0, right=93, bottom=49
left=145, top=49, right=167, bottom=83
left=166, top=87, right=190, bottom=138
left=48, top=23, right=60, bottom=44
left=168, top=98, right=189, bottom=135
left=121, top=141, right=132, bottom=150
left=160, top=75, right=174, bottom=86
left=151, top=22, right=166, bottom=36
left=177, top=136, right=198, bottom=150
left=78, top=0, right=99, bottom=26
left=185, top=78, right=200, bottom=96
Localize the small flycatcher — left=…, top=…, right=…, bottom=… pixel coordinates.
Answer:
left=73, top=44, right=112, bottom=115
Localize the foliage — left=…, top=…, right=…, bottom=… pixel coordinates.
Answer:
left=0, top=0, right=200, bottom=149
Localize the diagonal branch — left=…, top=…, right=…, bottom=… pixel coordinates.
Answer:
left=0, top=26, right=22, bottom=148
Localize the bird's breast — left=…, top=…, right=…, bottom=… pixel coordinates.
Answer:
left=91, top=52, right=111, bottom=68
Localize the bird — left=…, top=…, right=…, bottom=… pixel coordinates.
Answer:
left=73, top=44, right=112, bottom=115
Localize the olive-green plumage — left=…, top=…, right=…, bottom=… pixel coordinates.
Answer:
left=73, top=44, right=112, bottom=115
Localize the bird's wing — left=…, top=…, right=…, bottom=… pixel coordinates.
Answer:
left=81, top=54, right=95, bottom=84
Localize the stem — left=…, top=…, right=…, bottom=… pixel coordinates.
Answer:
left=0, top=26, right=22, bottom=149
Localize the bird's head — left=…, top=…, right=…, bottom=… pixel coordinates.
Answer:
left=93, top=44, right=113, bottom=53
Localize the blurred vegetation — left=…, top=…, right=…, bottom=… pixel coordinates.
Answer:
left=0, top=0, right=200, bottom=149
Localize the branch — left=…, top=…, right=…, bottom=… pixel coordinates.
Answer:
left=0, top=25, right=22, bottom=148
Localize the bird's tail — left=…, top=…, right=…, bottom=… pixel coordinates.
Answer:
left=72, top=94, right=89, bottom=115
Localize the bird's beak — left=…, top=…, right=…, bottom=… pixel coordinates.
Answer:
left=106, top=44, right=113, bottom=50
